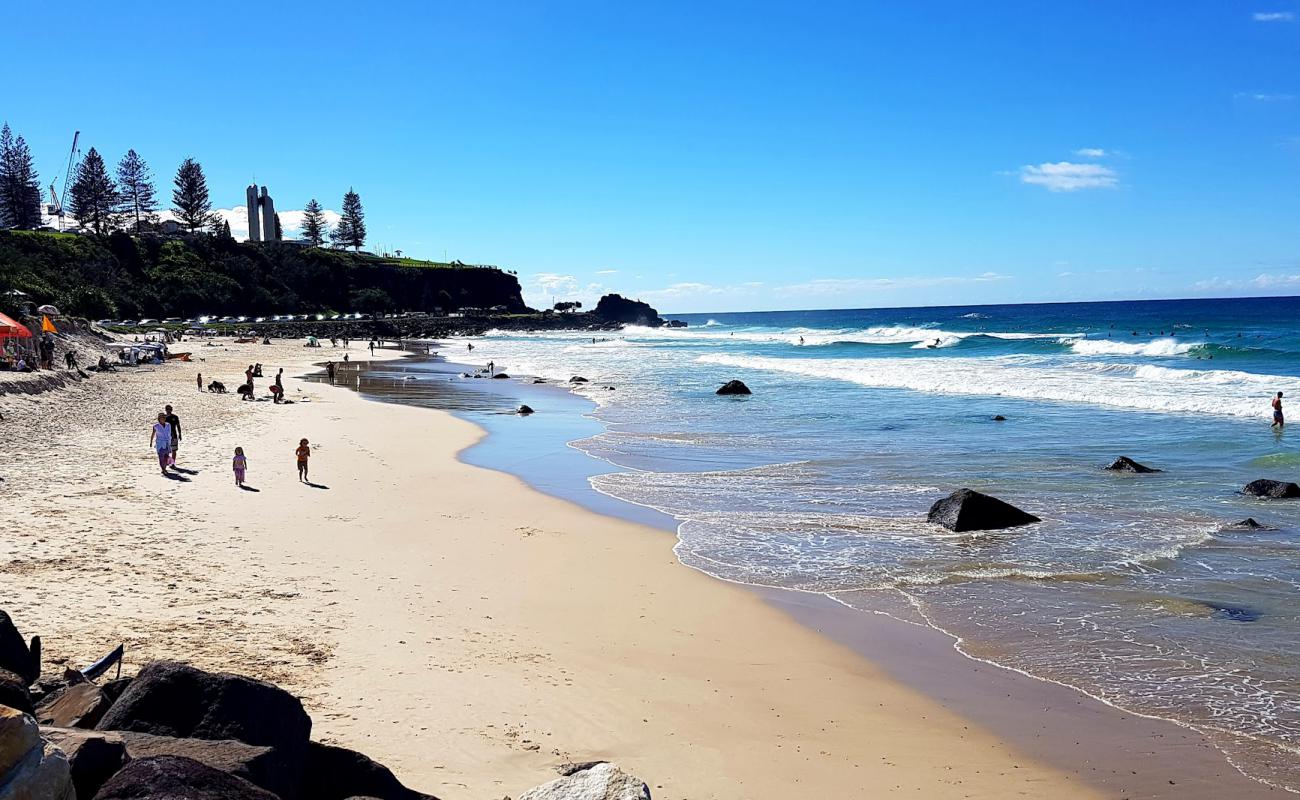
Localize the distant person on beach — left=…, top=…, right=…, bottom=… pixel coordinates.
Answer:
left=275, top=368, right=283, bottom=389
left=233, top=447, right=248, bottom=487
left=369, top=341, right=376, bottom=355
left=197, top=372, right=203, bottom=392
left=149, top=413, right=172, bottom=476
left=466, top=343, right=473, bottom=352
left=1272, top=392, right=1284, bottom=428
left=164, top=405, right=182, bottom=467
left=487, top=360, right=495, bottom=376
left=295, top=439, right=311, bottom=482
left=326, top=361, right=336, bottom=382
left=343, top=353, right=349, bottom=363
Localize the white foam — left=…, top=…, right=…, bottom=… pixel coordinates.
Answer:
left=1069, top=337, right=1197, bottom=356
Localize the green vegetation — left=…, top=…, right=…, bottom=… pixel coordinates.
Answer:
left=0, top=230, right=526, bottom=319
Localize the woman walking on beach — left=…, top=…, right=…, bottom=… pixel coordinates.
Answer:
left=232, top=447, right=248, bottom=487
left=295, top=438, right=311, bottom=482
left=149, top=413, right=171, bottom=476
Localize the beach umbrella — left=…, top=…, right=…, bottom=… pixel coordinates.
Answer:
left=0, top=312, right=32, bottom=339
left=36, top=304, right=61, bottom=315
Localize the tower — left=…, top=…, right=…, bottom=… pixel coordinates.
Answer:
left=245, top=185, right=261, bottom=242
left=259, top=187, right=278, bottom=241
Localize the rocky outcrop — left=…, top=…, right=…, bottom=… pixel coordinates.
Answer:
left=91, top=755, right=278, bottom=800
left=0, top=670, right=32, bottom=716
left=716, top=380, right=752, bottom=396
left=0, top=612, right=40, bottom=687
left=518, top=762, right=650, bottom=800
left=37, top=681, right=113, bottom=729
left=301, top=742, right=439, bottom=800
left=0, top=706, right=74, bottom=800
left=491, top=373, right=510, bottom=379
left=927, top=489, right=1041, bottom=532
left=1225, top=517, right=1273, bottom=530
left=115, top=733, right=286, bottom=798
left=96, top=660, right=311, bottom=788
left=517, top=405, right=535, bottom=415
left=1241, top=479, right=1300, bottom=498
left=39, top=728, right=128, bottom=800
left=592, top=294, right=663, bottom=327
left=570, top=376, right=589, bottom=384
left=1104, top=456, right=1161, bottom=474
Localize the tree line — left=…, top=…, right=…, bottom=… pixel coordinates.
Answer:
left=0, top=122, right=367, bottom=251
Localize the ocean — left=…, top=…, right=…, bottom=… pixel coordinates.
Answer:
left=350, top=296, right=1300, bottom=791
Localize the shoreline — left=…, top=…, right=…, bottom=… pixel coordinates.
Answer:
left=0, top=339, right=1276, bottom=798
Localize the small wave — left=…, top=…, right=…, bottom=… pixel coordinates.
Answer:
left=961, top=312, right=990, bottom=319
left=1070, top=337, right=1198, bottom=357
left=703, top=319, right=724, bottom=327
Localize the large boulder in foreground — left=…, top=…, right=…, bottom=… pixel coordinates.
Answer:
left=301, top=741, right=440, bottom=800
left=0, top=669, right=32, bottom=715
left=0, top=611, right=40, bottom=686
left=116, top=732, right=286, bottom=798
left=1104, top=456, right=1161, bottom=474
left=716, top=380, right=752, bottom=396
left=36, top=682, right=113, bottom=729
left=95, top=661, right=310, bottom=787
left=519, top=762, right=650, bottom=800
left=39, top=728, right=128, bottom=800
left=1242, top=479, right=1300, bottom=498
left=927, top=489, right=1041, bottom=532
left=0, top=706, right=74, bottom=800
left=91, top=755, right=277, bottom=800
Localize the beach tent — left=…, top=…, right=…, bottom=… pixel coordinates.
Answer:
left=0, top=312, right=32, bottom=340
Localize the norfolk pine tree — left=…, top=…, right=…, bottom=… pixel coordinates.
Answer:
left=340, top=188, right=366, bottom=251
left=301, top=198, right=328, bottom=246
left=172, top=157, right=214, bottom=232
left=115, top=149, right=158, bottom=232
left=69, top=147, right=119, bottom=235
left=0, top=123, right=42, bottom=229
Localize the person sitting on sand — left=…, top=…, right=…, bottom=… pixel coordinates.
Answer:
left=233, top=447, right=248, bottom=487
left=149, top=413, right=172, bottom=476
left=1272, top=392, right=1284, bottom=428
left=295, top=438, right=311, bottom=482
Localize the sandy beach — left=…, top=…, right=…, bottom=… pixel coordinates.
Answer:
left=0, top=339, right=1277, bottom=799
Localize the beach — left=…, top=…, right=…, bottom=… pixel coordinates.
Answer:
left=0, top=337, right=1281, bottom=799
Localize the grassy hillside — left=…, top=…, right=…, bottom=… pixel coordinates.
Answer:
left=0, top=230, right=527, bottom=319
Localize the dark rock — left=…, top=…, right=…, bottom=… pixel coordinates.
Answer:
left=1226, top=517, right=1273, bottom=530
left=491, top=373, right=510, bottom=379
left=301, top=741, right=439, bottom=800
left=101, top=678, right=132, bottom=706
left=716, top=380, right=752, bottom=396
left=992, top=415, right=1007, bottom=421
left=0, top=610, right=41, bottom=685
left=927, top=489, right=1041, bottom=532
left=517, top=405, right=535, bottom=415
left=116, top=732, right=286, bottom=798
left=1104, top=456, right=1161, bottom=474
left=91, top=755, right=279, bottom=800
left=592, top=294, right=663, bottom=327
left=40, top=727, right=129, bottom=799
left=37, top=682, right=112, bottom=729
left=569, top=376, right=588, bottom=384
left=531, top=378, right=546, bottom=384
left=0, top=668, right=33, bottom=715
left=1241, top=479, right=1300, bottom=499
left=95, top=661, right=310, bottom=791
left=665, top=319, right=688, bottom=328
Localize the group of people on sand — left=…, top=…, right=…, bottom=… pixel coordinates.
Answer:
left=147, top=402, right=313, bottom=486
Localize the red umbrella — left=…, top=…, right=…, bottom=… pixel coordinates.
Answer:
left=0, top=312, right=32, bottom=340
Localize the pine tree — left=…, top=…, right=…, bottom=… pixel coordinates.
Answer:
left=220, top=219, right=233, bottom=239
left=0, top=123, right=42, bottom=229
left=115, top=149, right=157, bottom=232
left=274, top=212, right=282, bottom=241
left=330, top=214, right=352, bottom=249
left=69, top=147, right=119, bottom=235
left=340, top=188, right=366, bottom=251
left=172, top=157, right=212, bottom=232
left=300, top=198, right=328, bottom=246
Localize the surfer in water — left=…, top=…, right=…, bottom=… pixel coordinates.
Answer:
left=1272, top=392, right=1284, bottom=428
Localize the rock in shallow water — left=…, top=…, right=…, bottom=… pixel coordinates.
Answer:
left=1104, top=456, right=1161, bottom=473
left=1241, top=479, right=1300, bottom=498
left=716, top=380, right=752, bottom=396
left=927, top=488, right=1041, bottom=532
left=517, top=405, right=535, bottom=415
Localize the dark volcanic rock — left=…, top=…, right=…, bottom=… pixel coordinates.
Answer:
left=517, top=405, right=535, bottom=415
left=301, top=741, right=440, bottom=800
left=1242, top=479, right=1300, bottom=498
left=992, top=415, right=1007, bottom=421
left=0, top=610, right=40, bottom=685
left=37, top=681, right=113, bottom=728
left=665, top=319, right=688, bottom=328
left=91, top=755, right=279, bottom=800
left=1227, top=517, right=1273, bottom=530
left=40, top=727, right=129, bottom=799
left=1104, top=456, right=1161, bottom=474
left=716, top=380, right=752, bottom=396
left=592, top=294, right=663, bottom=327
left=116, top=732, right=287, bottom=798
left=95, top=661, right=310, bottom=790
left=491, top=373, right=510, bottom=379
left=0, top=667, right=32, bottom=714
left=570, top=376, right=588, bottom=384
left=927, top=489, right=1041, bottom=532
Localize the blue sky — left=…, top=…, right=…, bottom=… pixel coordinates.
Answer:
left=5, top=1, right=1299, bottom=312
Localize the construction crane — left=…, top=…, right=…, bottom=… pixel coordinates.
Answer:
left=49, top=131, right=80, bottom=229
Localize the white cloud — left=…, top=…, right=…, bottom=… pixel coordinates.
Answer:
left=1194, top=273, right=1300, bottom=291
left=1236, top=91, right=1295, bottom=102
left=594, top=269, right=619, bottom=275
left=775, top=273, right=1010, bottom=296
left=1073, top=148, right=1107, bottom=158
left=1019, top=161, right=1119, bottom=192
left=154, top=205, right=341, bottom=241
left=1253, top=11, right=1295, bottom=21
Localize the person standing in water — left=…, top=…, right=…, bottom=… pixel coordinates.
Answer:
left=1272, top=392, right=1284, bottom=428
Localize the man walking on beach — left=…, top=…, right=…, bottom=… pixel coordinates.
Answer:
left=1272, top=392, right=1284, bottom=428
left=164, top=405, right=182, bottom=467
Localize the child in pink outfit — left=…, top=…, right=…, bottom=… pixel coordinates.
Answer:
left=233, top=447, right=248, bottom=487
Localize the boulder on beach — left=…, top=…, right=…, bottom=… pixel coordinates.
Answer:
left=91, top=755, right=278, bottom=800
left=716, top=380, right=752, bottom=396
left=570, top=376, right=589, bottom=384
left=95, top=661, right=311, bottom=786
left=39, top=728, right=128, bottom=800
left=36, top=681, right=113, bottom=729
left=531, top=378, right=546, bottom=384
left=0, top=610, right=41, bottom=686
left=300, top=741, right=440, bottom=800
left=0, top=668, right=32, bottom=715
left=115, top=732, right=287, bottom=798
left=518, top=761, right=650, bottom=800
left=0, top=706, right=74, bottom=800
left=1104, top=456, right=1161, bottom=474
left=491, top=373, right=510, bottom=379
left=1241, top=479, right=1300, bottom=499
left=517, top=405, right=535, bottom=415
left=927, top=488, right=1041, bottom=532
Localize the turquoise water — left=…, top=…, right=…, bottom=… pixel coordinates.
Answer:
left=456, top=296, right=1300, bottom=791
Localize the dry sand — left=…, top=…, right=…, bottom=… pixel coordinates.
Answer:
left=0, top=338, right=1263, bottom=799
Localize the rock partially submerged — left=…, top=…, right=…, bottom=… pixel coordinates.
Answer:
left=927, top=489, right=1041, bottom=532
left=570, top=376, right=589, bottom=384
left=1104, top=456, right=1161, bottom=474
left=517, top=405, right=535, bottom=415
left=992, top=415, right=1007, bottom=421
left=1224, top=517, right=1274, bottom=530
left=519, top=762, right=650, bottom=800
left=716, top=380, right=752, bottom=396
left=491, top=373, right=510, bottom=379
left=1241, top=479, right=1300, bottom=498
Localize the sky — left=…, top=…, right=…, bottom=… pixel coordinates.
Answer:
left=4, top=1, right=1299, bottom=313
